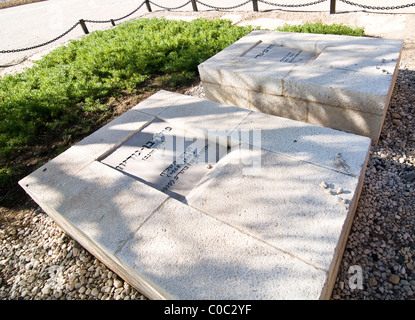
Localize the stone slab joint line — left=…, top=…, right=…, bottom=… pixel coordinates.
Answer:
left=113, top=196, right=172, bottom=256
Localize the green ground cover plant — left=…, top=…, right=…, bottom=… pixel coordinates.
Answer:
left=276, top=21, right=365, bottom=36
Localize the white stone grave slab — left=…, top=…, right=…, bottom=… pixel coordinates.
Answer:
left=19, top=90, right=371, bottom=300
left=198, top=30, right=403, bottom=143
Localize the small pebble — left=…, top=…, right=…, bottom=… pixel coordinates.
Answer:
left=388, top=274, right=401, bottom=285
left=91, top=288, right=99, bottom=297
left=392, top=119, right=403, bottom=126
left=368, top=278, right=378, bottom=287
left=114, top=279, right=123, bottom=289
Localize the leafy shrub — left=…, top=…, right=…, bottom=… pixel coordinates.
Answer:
left=276, top=21, right=365, bottom=36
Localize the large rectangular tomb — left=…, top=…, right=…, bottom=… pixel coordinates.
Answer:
left=19, top=90, right=371, bottom=299
left=198, top=30, right=403, bottom=143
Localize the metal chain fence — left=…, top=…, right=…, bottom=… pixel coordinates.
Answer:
left=2, top=0, right=415, bottom=56
left=338, top=0, right=415, bottom=11
left=258, top=0, right=328, bottom=8
left=0, top=21, right=80, bottom=54
left=0, top=1, right=147, bottom=54
left=85, top=1, right=146, bottom=23
left=196, top=0, right=253, bottom=10
left=149, top=0, right=192, bottom=11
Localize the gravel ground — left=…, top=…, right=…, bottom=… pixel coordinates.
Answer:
left=331, top=61, right=415, bottom=300
left=1, top=11, right=415, bottom=300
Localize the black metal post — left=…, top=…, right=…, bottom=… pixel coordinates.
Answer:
left=252, top=0, right=258, bottom=12
left=145, top=0, right=152, bottom=12
left=79, top=19, right=89, bottom=34
left=330, top=0, right=336, bottom=14
left=110, top=19, right=116, bottom=27
left=191, top=0, right=198, bottom=11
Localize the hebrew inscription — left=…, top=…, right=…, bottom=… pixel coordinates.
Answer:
left=242, top=42, right=316, bottom=64
left=100, top=119, right=227, bottom=200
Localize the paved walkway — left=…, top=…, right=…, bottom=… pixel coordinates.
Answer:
left=1, top=0, right=415, bottom=67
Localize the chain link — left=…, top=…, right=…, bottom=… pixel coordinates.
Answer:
left=0, top=21, right=80, bottom=54
left=258, top=0, right=328, bottom=8
left=0, top=2, right=147, bottom=54
left=338, top=0, right=415, bottom=10
left=196, top=0, right=252, bottom=10
left=85, top=1, right=146, bottom=23
left=149, top=0, right=192, bottom=11
left=83, top=19, right=112, bottom=23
